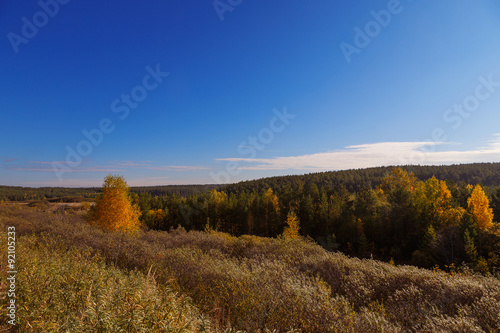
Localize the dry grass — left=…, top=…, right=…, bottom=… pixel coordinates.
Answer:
left=0, top=225, right=210, bottom=331
left=1, top=205, right=499, bottom=332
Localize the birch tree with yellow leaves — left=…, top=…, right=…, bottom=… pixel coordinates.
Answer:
left=88, top=174, right=141, bottom=234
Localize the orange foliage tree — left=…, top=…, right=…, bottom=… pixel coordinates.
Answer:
left=88, top=174, right=141, bottom=234
left=467, top=184, right=494, bottom=229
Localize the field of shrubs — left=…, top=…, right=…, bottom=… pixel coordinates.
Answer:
left=1, top=205, right=499, bottom=332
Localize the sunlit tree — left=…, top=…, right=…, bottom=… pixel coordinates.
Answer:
left=467, top=185, right=494, bottom=229
left=88, top=174, right=141, bottom=234
left=380, top=167, right=418, bottom=195
left=283, top=210, right=300, bottom=239
left=207, top=189, right=227, bottom=229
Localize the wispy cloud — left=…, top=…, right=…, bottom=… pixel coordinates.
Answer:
left=28, top=161, right=66, bottom=165
left=126, top=176, right=191, bottom=186
left=216, top=134, right=500, bottom=171
left=22, top=178, right=104, bottom=188
left=2, top=160, right=209, bottom=173
left=8, top=166, right=125, bottom=173
left=4, top=159, right=126, bottom=173
left=113, top=160, right=155, bottom=167
left=147, top=165, right=209, bottom=171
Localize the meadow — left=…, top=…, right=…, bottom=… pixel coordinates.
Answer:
left=1, top=204, right=499, bottom=332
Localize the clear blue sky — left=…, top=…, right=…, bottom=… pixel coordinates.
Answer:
left=1, top=0, right=500, bottom=187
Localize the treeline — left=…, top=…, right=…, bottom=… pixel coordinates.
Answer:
left=3, top=163, right=499, bottom=201
left=222, top=163, right=500, bottom=194
left=131, top=184, right=219, bottom=197
left=0, top=186, right=100, bottom=201
left=0, top=184, right=220, bottom=201
left=133, top=166, right=500, bottom=274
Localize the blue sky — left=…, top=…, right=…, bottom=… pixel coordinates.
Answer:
left=1, top=0, right=500, bottom=187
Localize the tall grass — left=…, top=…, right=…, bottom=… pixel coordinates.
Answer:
left=1, top=205, right=499, bottom=332
left=0, top=231, right=211, bottom=332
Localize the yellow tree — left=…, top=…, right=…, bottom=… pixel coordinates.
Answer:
left=439, top=180, right=452, bottom=206
left=207, top=189, right=227, bottom=229
left=467, top=184, right=494, bottom=229
left=283, top=210, right=300, bottom=239
left=264, top=188, right=280, bottom=213
left=436, top=180, right=466, bottom=227
left=380, top=167, right=418, bottom=195
left=414, top=177, right=464, bottom=229
left=88, top=174, right=141, bottom=234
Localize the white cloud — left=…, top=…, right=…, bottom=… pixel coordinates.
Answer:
left=216, top=134, right=500, bottom=171
left=127, top=177, right=200, bottom=186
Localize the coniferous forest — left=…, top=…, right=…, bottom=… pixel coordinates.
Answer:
left=132, top=164, right=500, bottom=274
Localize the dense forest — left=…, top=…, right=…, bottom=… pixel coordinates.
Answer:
left=130, top=163, right=500, bottom=274
left=223, top=163, right=500, bottom=194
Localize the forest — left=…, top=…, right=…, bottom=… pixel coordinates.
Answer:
left=1, top=163, right=500, bottom=273
left=131, top=163, right=500, bottom=274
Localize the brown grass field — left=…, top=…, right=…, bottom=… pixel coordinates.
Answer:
left=0, top=204, right=499, bottom=332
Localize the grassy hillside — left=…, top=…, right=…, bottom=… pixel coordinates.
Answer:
left=1, top=205, right=499, bottom=332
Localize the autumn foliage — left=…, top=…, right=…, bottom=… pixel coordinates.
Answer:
left=283, top=210, right=300, bottom=239
left=88, top=175, right=141, bottom=233
left=468, top=184, right=494, bottom=229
